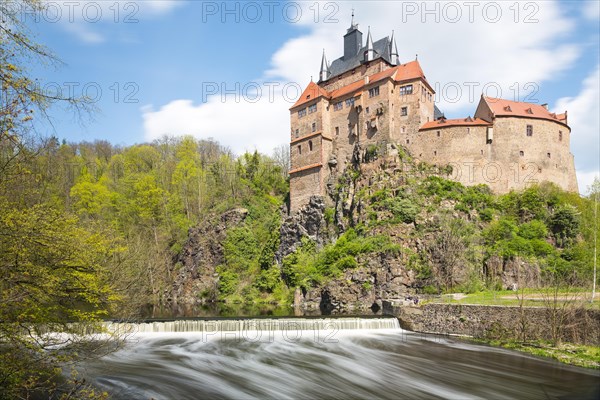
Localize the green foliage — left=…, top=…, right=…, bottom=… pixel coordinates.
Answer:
left=216, top=268, right=240, bottom=296
left=549, top=205, right=580, bottom=247
left=383, top=197, right=419, bottom=223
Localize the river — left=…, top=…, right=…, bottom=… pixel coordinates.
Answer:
left=81, top=317, right=599, bottom=399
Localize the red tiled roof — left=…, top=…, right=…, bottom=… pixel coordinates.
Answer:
left=420, top=117, right=491, bottom=131
left=291, top=81, right=330, bottom=109
left=289, top=163, right=322, bottom=175
left=291, top=61, right=432, bottom=109
left=483, top=96, right=568, bottom=125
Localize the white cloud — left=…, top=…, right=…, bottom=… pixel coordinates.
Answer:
left=41, top=0, right=182, bottom=44
left=582, top=0, right=600, bottom=20
left=554, top=65, right=600, bottom=194
left=142, top=0, right=582, bottom=155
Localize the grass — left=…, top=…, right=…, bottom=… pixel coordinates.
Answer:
left=432, top=288, right=600, bottom=309
left=471, top=339, right=600, bottom=369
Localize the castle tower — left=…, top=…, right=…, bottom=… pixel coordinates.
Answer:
left=389, top=31, right=399, bottom=65
left=343, top=13, right=362, bottom=60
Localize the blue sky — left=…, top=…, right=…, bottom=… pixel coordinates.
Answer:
left=24, top=0, right=600, bottom=191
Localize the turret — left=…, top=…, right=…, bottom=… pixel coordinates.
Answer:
left=364, top=26, right=374, bottom=62
left=319, top=49, right=331, bottom=82
left=389, top=30, right=399, bottom=65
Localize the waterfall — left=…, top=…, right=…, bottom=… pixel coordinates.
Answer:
left=105, top=317, right=401, bottom=335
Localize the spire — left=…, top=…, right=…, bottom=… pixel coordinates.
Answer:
left=351, top=8, right=355, bottom=28
left=319, top=49, right=330, bottom=82
left=389, top=30, right=399, bottom=65
left=365, top=26, right=374, bottom=62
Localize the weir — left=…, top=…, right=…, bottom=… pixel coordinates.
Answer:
left=105, top=316, right=401, bottom=334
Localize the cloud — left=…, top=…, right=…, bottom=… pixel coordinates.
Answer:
left=582, top=0, right=600, bottom=20
left=142, top=0, right=581, bottom=155
left=554, top=65, right=600, bottom=194
left=40, top=0, right=182, bottom=44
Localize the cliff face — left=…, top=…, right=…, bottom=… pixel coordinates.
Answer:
left=167, top=208, right=248, bottom=305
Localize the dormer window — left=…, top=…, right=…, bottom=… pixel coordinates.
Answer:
left=526, top=108, right=533, bottom=114
left=504, top=105, right=512, bottom=112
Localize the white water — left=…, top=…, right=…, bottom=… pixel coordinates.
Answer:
left=82, top=317, right=600, bottom=400
left=105, top=316, right=401, bottom=334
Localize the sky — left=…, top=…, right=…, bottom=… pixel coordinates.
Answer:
left=20, top=0, right=600, bottom=193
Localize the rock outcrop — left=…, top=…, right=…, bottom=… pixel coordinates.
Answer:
left=167, top=208, right=248, bottom=305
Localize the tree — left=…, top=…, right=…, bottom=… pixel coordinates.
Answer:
left=0, top=200, right=117, bottom=398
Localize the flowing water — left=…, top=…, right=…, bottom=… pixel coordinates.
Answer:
left=82, top=317, right=600, bottom=400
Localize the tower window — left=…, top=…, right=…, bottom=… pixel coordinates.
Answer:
left=298, top=145, right=302, bottom=155
left=312, top=122, right=316, bottom=132
left=298, top=108, right=306, bottom=118
left=434, top=150, right=437, bottom=156
left=526, top=125, right=533, bottom=136
left=366, top=107, right=370, bottom=114
left=547, top=152, right=551, bottom=158
left=559, top=131, right=563, bottom=141
left=401, top=107, right=408, bottom=116
left=399, top=84, right=413, bottom=95
left=520, top=151, right=524, bottom=156
left=335, top=127, right=339, bottom=136
left=368, top=86, right=380, bottom=98
left=401, top=126, right=406, bottom=133
left=437, top=130, right=440, bottom=137
left=334, top=102, right=343, bottom=111
left=345, top=98, right=355, bottom=107
left=406, top=139, right=410, bottom=144
left=309, top=141, right=313, bottom=151
left=295, top=129, right=299, bottom=138
left=308, top=104, right=317, bottom=114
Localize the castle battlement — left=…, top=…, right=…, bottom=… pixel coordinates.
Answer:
left=289, top=20, right=578, bottom=212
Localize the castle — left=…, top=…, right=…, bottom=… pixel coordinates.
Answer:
left=288, top=18, right=578, bottom=212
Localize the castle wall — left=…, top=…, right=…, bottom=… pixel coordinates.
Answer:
left=391, top=81, right=434, bottom=146
left=411, top=117, right=578, bottom=193
left=290, top=167, right=322, bottom=213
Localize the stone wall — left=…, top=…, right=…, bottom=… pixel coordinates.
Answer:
left=385, top=303, right=600, bottom=345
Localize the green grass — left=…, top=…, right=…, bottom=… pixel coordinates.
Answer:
left=473, top=339, right=600, bottom=369
left=432, top=288, right=600, bottom=309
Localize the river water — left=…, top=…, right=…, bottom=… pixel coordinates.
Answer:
left=81, top=317, right=599, bottom=400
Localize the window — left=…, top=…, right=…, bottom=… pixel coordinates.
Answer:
left=368, top=86, right=380, bottom=98
left=309, top=141, right=313, bottom=151
left=547, top=152, right=551, bottom=158
left=520, top=150, right=524, bottom=156
left=345, top=98, right=355, bottom=107
left=366, top=107, right=370, bottom=114
left=334, top=102, right=343, bottom=111
left=295, top=129, right=299, bottom=138
left=311, top=122, right=316, bottom=132
left=434, top=150, right=437, bottom=156
left=399, top=84, right=413, bottom=95
left=298, top=108, right=306, bottom=117
left=467, top=127, right=470, bottom=134
left=297, top=145, right=302, bottom=155
left=481, top=150, right=484, bottom=155
left=406, top=139, right=410, bottom=144
left=559, top=131, right=563, bottom=141
left=335, top=127, right=339, bottom=136
left=308, top=104, right=317, bottom=114
left=401, top=107, right=408, bottom=116
left=437, top=130, right=440, bottom=137
left=526, top=125, right=533, bottom=136
left=401, top=126, right=406, bottom=133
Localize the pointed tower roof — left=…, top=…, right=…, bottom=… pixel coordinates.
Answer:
left=319, top=49, right=331, bottom=82
left=365, top=26, right=374, bottom=61
left=389, top=30, right=399, bottom=65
